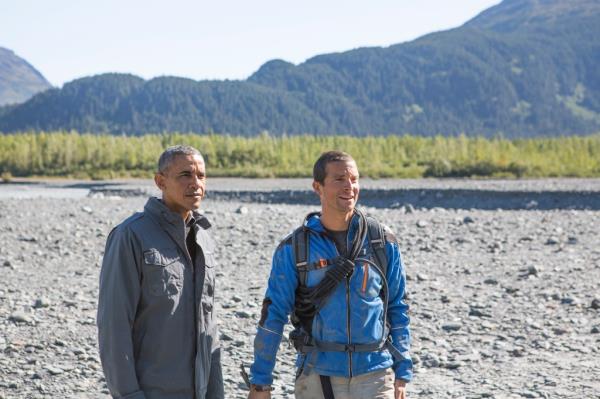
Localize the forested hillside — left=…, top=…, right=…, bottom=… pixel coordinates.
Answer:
left=1, top=0, right=599, bottom=137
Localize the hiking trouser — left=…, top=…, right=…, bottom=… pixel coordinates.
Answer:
left=294, top=368, right=395, bottom=399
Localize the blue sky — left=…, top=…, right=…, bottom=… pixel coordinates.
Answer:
left=1, top=0, right=500, bottom=87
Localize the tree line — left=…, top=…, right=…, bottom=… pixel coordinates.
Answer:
left=1, top=131, right=599, bottom=180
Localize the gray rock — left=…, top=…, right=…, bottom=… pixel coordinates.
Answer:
left=411, top=353, right=421, bottom=365
left=389, top=202, right=404, bottom=211
left=443, top=361, right=462, bottom=369
left=455, top=236, right=475, bottom=244
left=525, top=200, right=538, bottom=209
left=33, top=298, right=51, bottom=308
left=590, top=298, right=600, bottom=310
left=469, top=308, right=491, bottom=318
left=488, top=242, right=502, bottom=253
left=44, top=366, right=64, bottom=375
left=441, top=322, right=462, bottom=332
left=553, top=327, right=569, bottom=335
left=9, top=311, right=32, bottom=324
left=236, top=206, right=249, bottom=215
left=517, top=390, right=538, bottom=398
left=545, top=236, right=560, bottom=245
left=18, top=235, right=37, bottom=242
left=220, top=332, right=234, bottom=341
left=561, top=296, right=579, bottom=305
left=234, top=310, right=253, bottom=319
left=421, top=353, right=441, bottom=368
left=416, top=220, right=428, bottom=228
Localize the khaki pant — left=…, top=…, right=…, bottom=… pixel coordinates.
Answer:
left=295, top=368, right=395, bottom=399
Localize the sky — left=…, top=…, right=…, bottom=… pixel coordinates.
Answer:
left=1, top=0, right=500, bottom=87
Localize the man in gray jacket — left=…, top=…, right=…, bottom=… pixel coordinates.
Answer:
left=97, top=145, right=223, bottom=399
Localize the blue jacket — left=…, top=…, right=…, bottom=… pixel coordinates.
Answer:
left=250, top=212, right=412, bottom=385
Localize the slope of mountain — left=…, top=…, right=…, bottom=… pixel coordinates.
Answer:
left=0, top=47, right=52, bottom=106
left=1, top=0, right=599, bottom=137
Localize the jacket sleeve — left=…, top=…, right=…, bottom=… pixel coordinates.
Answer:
left=385, top=238, right=413, bottom=382
left=97, top=226, right=146, bottom=399
left=249, top=243, right=298, bottom=385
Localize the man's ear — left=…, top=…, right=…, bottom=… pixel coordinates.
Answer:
left=312, top=180, right=322, bottom=197
left=154, top=173, right=165, bottom=191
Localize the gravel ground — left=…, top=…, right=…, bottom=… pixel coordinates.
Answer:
left=1, top=180, right=599, bottom=398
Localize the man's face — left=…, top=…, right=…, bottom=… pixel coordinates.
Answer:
left=154, top=154, right=206, bottom=219
left=313, top=160, right=360, bottom=218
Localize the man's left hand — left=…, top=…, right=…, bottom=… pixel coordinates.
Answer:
left=394, top=379, right=407, bottom=399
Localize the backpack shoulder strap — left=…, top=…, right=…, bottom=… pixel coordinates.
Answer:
left=366, top=216, right=388, bottom=278
left=292, top=226, right=310, bottom=286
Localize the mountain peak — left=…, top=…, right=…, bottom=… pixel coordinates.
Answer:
left=0, top=47, right=52, bottom=106
left=467, top=0, right=600, bottom=32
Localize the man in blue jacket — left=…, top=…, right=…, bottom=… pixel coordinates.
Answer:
left=247, top=151, right=412, bottom=399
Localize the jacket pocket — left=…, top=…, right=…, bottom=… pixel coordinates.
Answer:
left=144, top=247, right=180, bottom=266
left=305, top=264, right=333, bottom=288
left=143, top=247, right=183, bottom=297
left=355, top=260, right=383, bottom=300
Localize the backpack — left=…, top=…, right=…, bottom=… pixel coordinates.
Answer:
left=288, top=211, right=391, bottom=355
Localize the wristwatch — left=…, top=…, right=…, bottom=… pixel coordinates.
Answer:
left=251, top=384, right=274, bottom=392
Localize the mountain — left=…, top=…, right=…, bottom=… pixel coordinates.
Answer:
left=0, top=47, right=52, bottom=106
left=1, top=0, right=599, bottom=137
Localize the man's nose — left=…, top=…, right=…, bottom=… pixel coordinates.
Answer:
left=190, top=176, right=202, bottom=188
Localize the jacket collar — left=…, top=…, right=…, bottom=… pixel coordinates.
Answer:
left=144, top=197, right=211, bottom=230
left=305, top=209, right=361, bottom=240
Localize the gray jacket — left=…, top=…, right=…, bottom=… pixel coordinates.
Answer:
left=97, top=197, right=223, bottom=399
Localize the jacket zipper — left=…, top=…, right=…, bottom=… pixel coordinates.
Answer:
left=345, top=230, right=353, bottom=378
left=346, top=275, right=352, bottom=378
left=186, top=231, right=197, bottom=399
left=193, top=259, right=197, bottom=399
left=326, top=226, right=354, bottom=378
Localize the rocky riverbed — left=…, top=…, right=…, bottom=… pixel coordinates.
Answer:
left=0, top=180, right=599, bottom=398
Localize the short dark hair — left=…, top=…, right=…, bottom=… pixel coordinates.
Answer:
left=157, top=145, right=203, bottom=173
left=313, top=151, right=355, bottom=184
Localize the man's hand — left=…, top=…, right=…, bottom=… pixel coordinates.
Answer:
left=394, top=379, right=407, bottom=399
left=247, top=389, right=271, bottom=399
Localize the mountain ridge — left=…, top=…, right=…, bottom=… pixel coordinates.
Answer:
left=1, top=0, right=599, bottom=137
left=0, top=47, right=52, bottom=106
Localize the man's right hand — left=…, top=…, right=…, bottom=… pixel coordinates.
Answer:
left=247, top=390, right=271, bottom=399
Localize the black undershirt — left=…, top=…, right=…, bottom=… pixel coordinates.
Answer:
left=324, top=228, right=349, bottom=257
left=185, top=215, right=197, bottom=263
